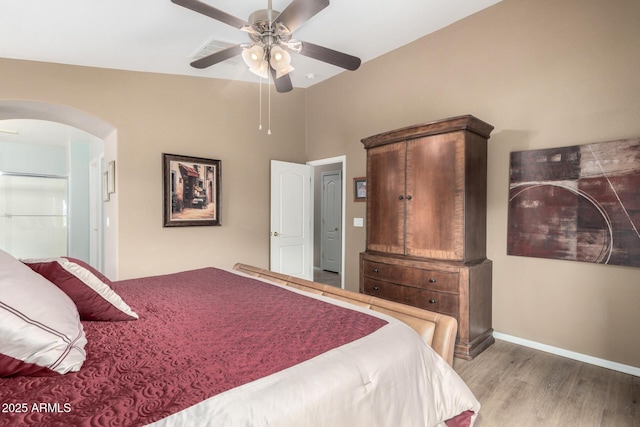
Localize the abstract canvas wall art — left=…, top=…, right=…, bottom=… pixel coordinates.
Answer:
left=508, top=138, right=640, bottom=268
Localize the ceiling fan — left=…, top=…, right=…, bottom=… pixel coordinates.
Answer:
left=171, top=0, right=361, bottom=93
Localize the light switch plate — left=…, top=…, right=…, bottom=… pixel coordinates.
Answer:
left=353, top=217, right=364, bottom=227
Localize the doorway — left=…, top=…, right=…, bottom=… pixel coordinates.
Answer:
left=309, top=156, right=345, bottom=289
left=0, top=100, right=116, bottom=277
left=320, top=170, right=342, bottom=273
left=0, top=119, right=104, bottom=264
left=270, top=156, right=346, bottom=288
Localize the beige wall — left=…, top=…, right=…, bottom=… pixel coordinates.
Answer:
left=305, top=0, right=640, bottom=368
left=1, top=59, right=307, bottom=279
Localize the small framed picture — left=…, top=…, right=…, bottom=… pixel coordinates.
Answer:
left=107, top=160, right=116, bottom=194
left=354, top=177, right=366, bottom=202
left=102, top=172, right=110, bottom=202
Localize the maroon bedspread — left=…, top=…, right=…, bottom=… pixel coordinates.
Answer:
left=0, top=268, right=387, bottom=426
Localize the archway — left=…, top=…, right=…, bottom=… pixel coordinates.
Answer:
left=0, top=100, right=118, bottom=278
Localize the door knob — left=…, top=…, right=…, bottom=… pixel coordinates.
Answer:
left=272, top=231, right=279, bottom=236
left=334, top=227, right=339, bottom=231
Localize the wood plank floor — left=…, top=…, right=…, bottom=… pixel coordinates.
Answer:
left=453, top=340, right=640, bottom=427
left=313, top=268, right=341, bottom=288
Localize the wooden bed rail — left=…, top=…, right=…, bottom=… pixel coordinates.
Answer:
left=233, top=263, right=458, bottom=366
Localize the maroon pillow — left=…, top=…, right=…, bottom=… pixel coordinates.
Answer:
left=22, top=258, right=138, bottom=321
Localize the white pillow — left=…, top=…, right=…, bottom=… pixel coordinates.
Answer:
left=0, top=249, right=87, bottom=376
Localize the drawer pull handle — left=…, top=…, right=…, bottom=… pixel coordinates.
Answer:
left=373, top=268, right=379, bottom=273
left=429, top=299, right=437, bottom=304
left=429, top=278, right=437, bottom=283
left=373, top=286, right=380, bottom=291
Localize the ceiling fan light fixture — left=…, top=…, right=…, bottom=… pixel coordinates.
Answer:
left=242, top=44, right=264, bottom=64
left=284, top=39, right=302, bottom=53
left=269, top=45, right=294, bottom=78
left=240, top=25, right=259, bottom=36
left=276, top=65, right=295, bottom=79
left=242, top=45, right=268, bottom=78
left=274, top=63, right=294, bottom=79
left=253, top=61, right=270, bottom=79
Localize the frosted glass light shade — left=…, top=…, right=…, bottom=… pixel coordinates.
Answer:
left=242, top=45, right=268, bottom=78
left=269, top=46, right=294, bottom=78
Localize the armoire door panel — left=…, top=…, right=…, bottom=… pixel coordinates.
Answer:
left=366, top=142, right=406, bottom=254
left=405, top=133, right=465, bottom=259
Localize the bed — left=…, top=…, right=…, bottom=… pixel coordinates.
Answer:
left=0, top=249, right=480, bottom=426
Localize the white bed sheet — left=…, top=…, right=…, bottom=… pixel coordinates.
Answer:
left=148, top=273, right=480, bottom=427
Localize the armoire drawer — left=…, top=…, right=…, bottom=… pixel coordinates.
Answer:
left=363, top=278, right=459, bottom=317
left=362, top=260, right=459, bottom=294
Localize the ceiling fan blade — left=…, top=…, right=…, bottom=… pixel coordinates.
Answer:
left=274, top=0, right=330, bottom=33
left=171, top=0, right=249, bottom=29
left=298, top=41, right=361, bottom=71
left=271, top=68, right=293, bottom=93
left=190, top=45, right=243, bottom=69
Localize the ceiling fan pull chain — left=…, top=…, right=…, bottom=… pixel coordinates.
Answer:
left=268, top=69, right=272, bottom=135
left=258, top=76, right=263, bottom=130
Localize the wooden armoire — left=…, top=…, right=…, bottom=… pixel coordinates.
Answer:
left=359, top=115, right=494, bottom=359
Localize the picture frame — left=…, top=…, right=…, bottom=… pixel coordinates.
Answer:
left=354, top=177, right=366, bottom=201
left=102, top=171, right=110, bottom=202
left=163, top=153, right=221, bottom=227
left=107, top=160, right=116, bottom=194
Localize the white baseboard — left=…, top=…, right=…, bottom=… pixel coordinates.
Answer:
left=493, top=332, right=640, bottom=378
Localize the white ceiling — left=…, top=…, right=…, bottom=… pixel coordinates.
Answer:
left=0, top=0, right=501, bottom=89
left=0, top=0, right=501, bottom=147
left=0, top=119, right=100, bottom=147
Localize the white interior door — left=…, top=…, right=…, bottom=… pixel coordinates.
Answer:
left=88, top=157, right=103, bottom=272
left=321, top=171, right=342, bottom=273
left=270, top=160, right=313, bottom=280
